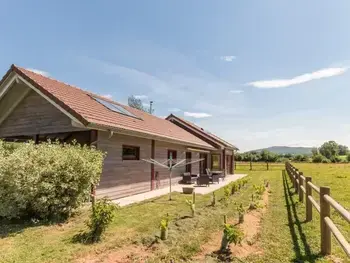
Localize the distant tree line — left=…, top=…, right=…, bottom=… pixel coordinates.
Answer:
left=236, top=141, right=349, bottom=163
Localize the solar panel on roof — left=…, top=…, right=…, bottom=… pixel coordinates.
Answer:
left=93, top=96, right=139, bottom=119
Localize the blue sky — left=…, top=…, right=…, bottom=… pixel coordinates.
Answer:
left=1, top=1, right=350, bottom=151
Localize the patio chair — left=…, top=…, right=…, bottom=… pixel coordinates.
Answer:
left=197, top=175, right=210, bottom=187
left=182, top=172, right=193, bottom=184
left=211, top=174, right=220, bottom=184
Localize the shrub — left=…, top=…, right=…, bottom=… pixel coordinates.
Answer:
left=312, top=154, right=325, bottom=163
left=220, top=224, right=243, bottom=251
left=87, top=198, right=118, bottom=242
left=0, top=140, right=105, bottom=220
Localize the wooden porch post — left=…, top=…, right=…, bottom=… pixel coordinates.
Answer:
left=89, top=130, right=98, bottom=205
left=231, top=153, right=234, bottom=174
left=151, top=140, right=155, bottom=190
left=222, top=149, right=226, bottom=175
left=89, top=130, right=98, bottom=147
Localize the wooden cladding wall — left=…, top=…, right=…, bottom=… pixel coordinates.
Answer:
left=97, top=131, right=206, bottom=199
left=0, top=89, right=84, bottom=137
left=97, top=131, right=152, bottom=199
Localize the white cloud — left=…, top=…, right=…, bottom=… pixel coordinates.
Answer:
left=134, top=95, right=148, bottom=100
left=220, top=56, right=236, bottom=62
left=168, top=108, right=181, bottom=112
left=101, top=94, right=113, bottom=99
left=230, top=90, right=244, bottom=94
left=184, top=112, right=212, bottom=118
left=247, top=67, right=348, bottom=89
left=27, top=68, right=50, bottom=77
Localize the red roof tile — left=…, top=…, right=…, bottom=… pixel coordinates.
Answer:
left=2, top=65, right=215, bottom=149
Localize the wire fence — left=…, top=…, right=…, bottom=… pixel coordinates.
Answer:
left=235, top=161, right=285, bottom=171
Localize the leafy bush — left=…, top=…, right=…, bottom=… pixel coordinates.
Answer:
left=87, top=198, right=118, bottom=242
left=220, top=224, right=243, bottom=251
left=312, top=154, right=326, bottom=163
left=0, top=140, right=105, bottom=220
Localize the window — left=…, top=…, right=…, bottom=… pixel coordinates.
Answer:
left=122, top=145, right=140, bottom=160
left=92, top=96, right=139, bottom=119
left=211, top=154, right=221, bottom=170
left=167, top=149, right=177, bottom=167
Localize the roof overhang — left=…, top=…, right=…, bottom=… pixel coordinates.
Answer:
left=166, top=114, right=238, bottom=150
left=72, top=120, right=216, bottom=151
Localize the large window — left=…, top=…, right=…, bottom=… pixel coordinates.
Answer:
left=211, top=154, right=221, bottom=170
left=167, top=149, right=177, bottom=167
left=122, top=145, right=140, bottom=160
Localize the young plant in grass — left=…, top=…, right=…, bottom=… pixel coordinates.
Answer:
left=211, top=191, right=216, bottom=206
left=231, top=182, right=238, bottom=195
left=160, top=216, right=169, bottom=240
left=186, top=192, right=196, bottom=217
left=237, top=203, right=245, bottom=223
left=220, top=223, right=243, bottom=251
left=253, top=184, right=265, bottom=199
left=249, top=193, right=258, bottom=210
left=86, top=198, right=118, bottom=243
left=222, top=185, right=231, bottom=205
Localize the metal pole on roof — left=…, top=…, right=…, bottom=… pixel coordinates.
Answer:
left=149, top=101, right=153, bottom=114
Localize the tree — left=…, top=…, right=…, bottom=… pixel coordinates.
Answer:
left=311, top=147, right=319, bottom=156
left=128, top=95, right=154, bottom=114
left=319, top=141, right=339, bottom=159
left=338, top=144, right=349, bottom=155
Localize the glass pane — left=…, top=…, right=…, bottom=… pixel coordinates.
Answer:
left=93, top=97, right=138, bottom=118
left=212, top=154, right=221, bottom=170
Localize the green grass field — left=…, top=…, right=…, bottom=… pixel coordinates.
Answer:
left=0, top=163, right=349, bottom=262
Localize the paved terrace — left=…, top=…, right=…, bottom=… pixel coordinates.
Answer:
left=114, top=173, right=247, bottom=207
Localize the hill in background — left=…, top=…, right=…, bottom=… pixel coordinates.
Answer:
left=250, top=146, right=313, bottom=155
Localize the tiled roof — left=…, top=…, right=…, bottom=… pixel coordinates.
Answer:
left=0, top=65, right=215, bottom=149
left=166, top=114, right=238, bottom=150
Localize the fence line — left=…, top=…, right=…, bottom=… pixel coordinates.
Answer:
left=285, top=162, right=350, bottom=257
left=235, top=161, right=284, bottom=171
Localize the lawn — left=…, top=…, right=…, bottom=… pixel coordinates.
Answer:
left=235, top=163, right=350, bottom=263
left=0, top=163, right=349, bottom=263
left=0, top=173, right=270, bottom=263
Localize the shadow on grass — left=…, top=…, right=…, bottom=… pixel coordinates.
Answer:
left=0, top=217, right=66, bottom=239
left=282, top=170, right=323, bottom=263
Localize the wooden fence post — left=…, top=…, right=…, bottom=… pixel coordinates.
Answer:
left=250, top=161, right=252, bottom=171
left=266, top=162, right=269, bottom=170
left=295, top=169, right=299, bottom=194
left=320, top=186, right=331, bottom=255
left=305, top=177, right=312, bottom=222
left=299, top=172, right=304, bottom=203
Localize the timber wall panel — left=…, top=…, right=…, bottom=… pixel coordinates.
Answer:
left=0, top=89, right=84, bottom=137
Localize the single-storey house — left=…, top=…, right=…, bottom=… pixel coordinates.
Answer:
left=166, top=114, right=238, bottom=175
left=0, top=65, right=238, bottom=199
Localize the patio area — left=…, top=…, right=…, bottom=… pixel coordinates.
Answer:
left=113, top=173, right=247, bottom=207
